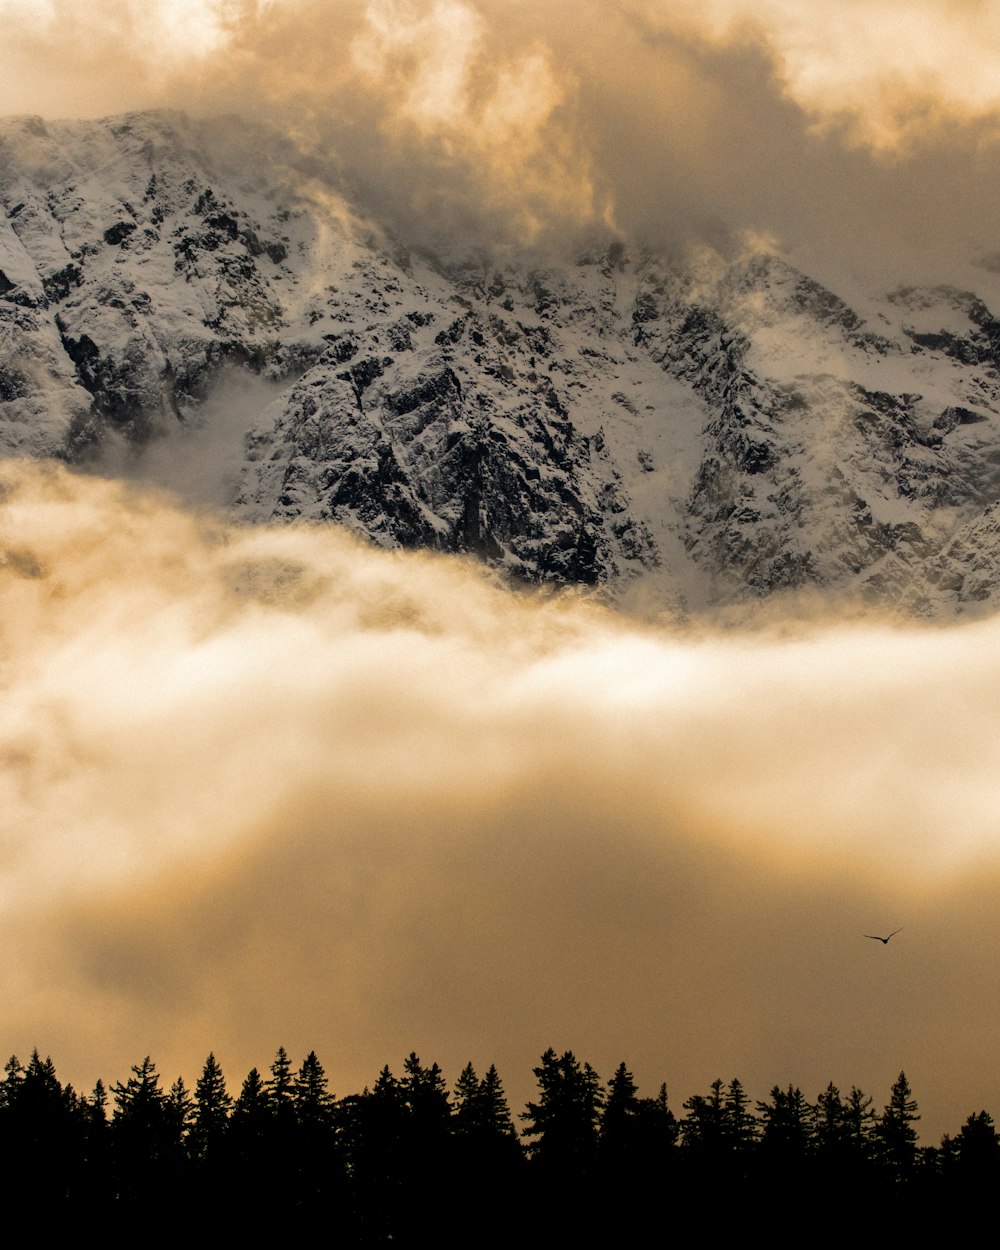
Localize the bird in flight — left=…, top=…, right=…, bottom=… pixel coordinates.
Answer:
left=865, top=928, right=903, bottom=944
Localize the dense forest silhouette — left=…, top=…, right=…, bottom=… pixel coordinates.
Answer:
left=2, top=1045, right=995, bottom=1238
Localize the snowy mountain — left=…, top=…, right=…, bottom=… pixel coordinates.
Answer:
left=4, top=110, right=1000, bottom=617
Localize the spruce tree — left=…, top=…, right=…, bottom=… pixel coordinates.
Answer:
left=478, top=1064, right=516, bottom=1141
left=293, top=1051, right=334, bottom=1127
left=451, top=1061, right=521, bottom=1236
left=953, top=1109, right=1000, bottom=1189
left=724, top=1078, right=758, bottom=1155
left=2, top=1050, right=75, bottom=1206
left=682, top=1078, right=727, bottom=1158
left=521, top=1049, right=603, bottom=1174
left=877, top=1072, right=920, bottom=1181
left=348, top=1065, right=408, bottom=1241
left=167, top=1076, right=194, bottom=1141
left=191, top=1053, right=232, bottom=1163
left=228, top=1067, right=270, bottom=1181
left=601, top=1061, right=640, bottom=1150
left=757, top=1085, right=814, bottom=1160
left=111, top=1056, right=178, bottom=1207
left=813, top=1082, right=846, bottom=1155
left=453, top=1062, right=481, bottom=1134
left=0, top=1055, right=24, bottom=1111
left=843, top=1086, right=877, bottom=1156
left=266, top=1047, right=295, bottom=1117
left=291, top=1051, right=341, bottom=1213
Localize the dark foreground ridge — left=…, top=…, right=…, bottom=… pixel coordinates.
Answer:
left=1, top=1045, right=996, bottom=1240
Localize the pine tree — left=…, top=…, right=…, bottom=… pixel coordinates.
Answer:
left=291, top=1051, right=342, bottom=1212
left=682, top=1076, right=757, bottom=1203
left=345, top=1066, right=409, bottom=1243
left=521, top=1049, right=604, bottom=1174
left=953, top=1109, right=1000, bottom=1190
left=598, top=1062, right=677, bottom=1236
left=813, top=1082, right=846, bottom=1154
left=293, top=1051, right=334, bottom=1127
left=77, top=1079, right=111, bottom=1203
left=682, top=1078, right=727, bottom=1157
left=167, top=1075, right=194, bottom=1141
left=191, top=1053, right=232, bottom=1163
left=877, top=1071, right=920, bottom=1180
left=111, top=1056, right=179, bottom=1207
left=478, top=1064, right=516, bottom=1141
left=757, top=1085, right=813, bottom=1160
left=112, top=1057, right=168, bottom=1133
left=401, top=1052, right=450, bottom=1130
left=601, top=1061, right=640, bottom=1150
left=229, top=1067, right=270, bottom=1177
left=0, top=1050, right=76, bottom=1206
left=451, top=1060, right=522, bottom=1237
left=266, top=1046, right=295, bottom=1117
left=843, top=1086, right=877, bottom=1155
left=0, top=1054, right=24, bottom=1110
left=232, top=1067, right=267, bottom=1127
left=400, top=1053, right=453, bottom=1235
left=635, top=1082, right=678, bottom=1160
left=453, top=1062, right=481, bottom=1133
left=724, top=1078, right=758, bottom=1155
left=90, top=1079, right=108, bottom=1123
left=454, top=1061, right=516, bottom=1143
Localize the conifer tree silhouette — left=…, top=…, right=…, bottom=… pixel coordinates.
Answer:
left=228, top=1067, right=271, bottom=1207
left=952, top=1109, right=1000, bottom=1191
left=112, top=1057, right=181, bottom=1208
left=877, top=1071, right=920, bottom=1181
left=191, top=1053, right=231, bottom=1163
left=292, top=1051, right=341, bottom=1212
left=521, top=1049, right=604, bottom=1173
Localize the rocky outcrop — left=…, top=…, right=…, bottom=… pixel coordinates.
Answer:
left=5, top=111, right=1000, bottom=615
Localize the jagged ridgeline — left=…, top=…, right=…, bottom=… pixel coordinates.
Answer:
left=1, top=1047, right=995, bottom=1234
left=5, top=111, right=1000, bottom=615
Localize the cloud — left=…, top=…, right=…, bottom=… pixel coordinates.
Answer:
left=633, top=0, right=1000, bottom=151
left=6, top=1, right=1000, bottom=1134
left=5, top=0, right=1000, bottom=273
left=4, top=460, right=1000, bottom=1135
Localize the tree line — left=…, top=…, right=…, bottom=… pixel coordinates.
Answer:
left=1, top=1045, right=995, bottom=1238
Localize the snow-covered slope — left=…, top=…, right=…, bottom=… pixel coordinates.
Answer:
left=5, top=110, right=1000, bottom=617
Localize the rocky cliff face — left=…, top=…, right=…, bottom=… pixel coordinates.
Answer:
left=5, top=110, right=1000, bottom=617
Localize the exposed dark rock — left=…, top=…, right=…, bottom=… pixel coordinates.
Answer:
left=103, top=221, right=137, bottom=246
left=42, top=264, right=82, bottom=303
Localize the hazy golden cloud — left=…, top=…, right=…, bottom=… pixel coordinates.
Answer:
left=5, top=0, right=1000, bottom=269
left=637, top=0, right=1000, bottom=150
left=6, top=0, right=1000, bottom=1138
left=3, top=461, right=1000, bottom=1135
left=10, top=0, right=1000, bottom=151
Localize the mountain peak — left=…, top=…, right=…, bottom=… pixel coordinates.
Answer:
left=4, top=111, right=1000, bottom=618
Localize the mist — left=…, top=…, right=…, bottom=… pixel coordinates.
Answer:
left=1, top=460, right=1000, bottom=1136
left=6, top=0, right=1000, bottom=1143
left=4, top=1, right=1000, bottom=276
left=86, top=370, right=290, bottom=512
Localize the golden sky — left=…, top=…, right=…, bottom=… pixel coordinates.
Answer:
left=4, top=2, right=1000, bottom=1136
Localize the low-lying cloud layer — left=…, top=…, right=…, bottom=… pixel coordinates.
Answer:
left=6, top=0, right=1000, bottom=1139
left=5, top=0, right=1000, bottom=275
left=3, top=460, right=1000, bottom=1136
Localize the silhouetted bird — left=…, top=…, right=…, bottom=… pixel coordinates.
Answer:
left=864, top=928, right=902, bottom=944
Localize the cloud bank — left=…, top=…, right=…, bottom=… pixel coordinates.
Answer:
left=5, top=0, right=1000, bottom=1140
left=4, top=1, right=1000, bottom=273
left=3, top=461, right=1000, bottom=1135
